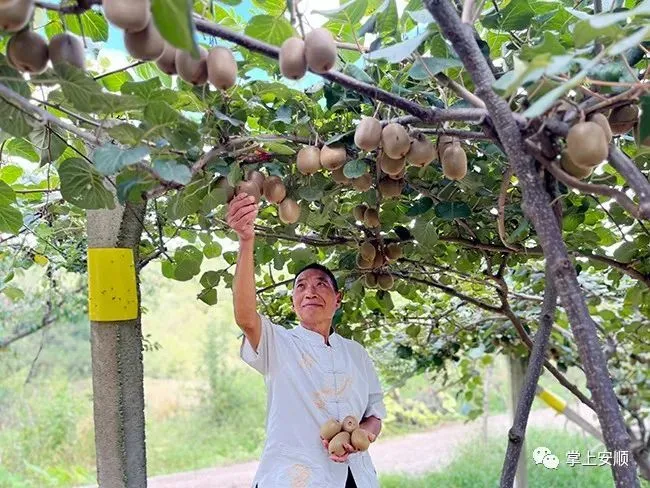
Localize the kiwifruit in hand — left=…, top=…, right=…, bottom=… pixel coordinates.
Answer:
left=364, top=207, right=380, bottom=228
left=354, top=117, right=382, bottom=151
left=215, top=176, right=235, bottom=202
left=124, top=20, right=164, bottom=61
left=279, top=198, right=301, bottom=224
left=279, top=37, right=307, bottom=80
left=352, top=204, right=367, bottom=221
left=359, top=241, right=376, bottom=262
left=364, top=273, right=378, bottom=288
left=103, top=0, right=150, bottom=33
left=352, top=173, right=373, bottom=192
left=437, top=134, right=455, bottom=160
left=588, top=113, right=612, bottom=143
left=235, top=180, right=261, bottom=203
left=246, top=170, right=265, bottom=190
left=608, top=104, right=639, bottom=135
left=382, top=123, right=411, bottom=159
left=320, top=419, right=342, bottom=441
left=379, top=151, right=406, bottom=176
left=406, top=133, right=436, bottom=167
left=297, top=146, right=321, bottom=175
left=331, top=167, right=350, bottom=184
left=207, top=46, right=237, bottom=90
left=175, top=46, right=208, bottom=85
left=441, top=144, right=467, bottom=180
left=351, top=428, right=371, bottom=451
left=262, top=176, right=286, bottom=203
left=304, top=27, right=337, bottom=73
left=49, top=33, right=85, bottom=69
left=155, top=43, right=177, bottom=74
left=385, top=242, right=402, bottom=261
left=0, top=0, right=34, bottom=32
left=566, top=121, right=608, bottom=168
left=341, top=415, right=359, bottom=433
left=560, top=151, right=592, bottom=180
left=378, top=178, right=402, bottom=198
left=7, top=30, right=48, bottom=74
left=320, top=144, right=346, bottom=170
left=356, top=253, right=373, bottom=270
left=377, top=273, right=394, bottom=290
left=329, top=431, right=351, bottom=456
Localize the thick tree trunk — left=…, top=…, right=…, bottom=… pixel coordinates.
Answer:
left=87, top=200, right=147, bottom=488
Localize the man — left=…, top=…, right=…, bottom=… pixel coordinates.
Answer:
left=227, top=192, right=386, bottom=488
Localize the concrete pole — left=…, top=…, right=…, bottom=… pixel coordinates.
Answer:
left=509, top=356, right=529, bottom=488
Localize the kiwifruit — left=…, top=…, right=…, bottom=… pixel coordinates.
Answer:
left=372, top=251, right=385, bottom=269
left=364, top=207, right=380, bottom=228
left=155, top=43, right=177, bottom=74
left=0, top=0, right=34, bottom=32
left=341, top=415, right=359, bottom=433
left=320, top=144, right=346, bottom=170
left=566, top=121, right=608, bottom=168
left=352, top=204, right=367, bottom=221
left=207, top=46, right=237, bottom=90
left=364, top=273, right=378, bottom=288
left=379, top=151, right=406, bottom=176
left=331, top=167, right=350, bottom=184
left=356, top=253, right=373, bottom=270
left=354, top=117, right=382, bottom=151
left=215, top=176, right=235, bottom=202
left=377, top=273, right=394, bottom=290
left=378, top=178, right=402, bottom=198
left=279, top=198, right=301, bottom=224
left=49, top=33, right=85, bottom=70
left=103, top=0, right=150, bottom=33
left=381, top=123, right=411, bottom=159
left=246, top=170, right=265, bottom=190
left=608, top=104, right=639, bottom=135
left=235, top=180, right=261, bottom=203
left=388, top=168, right=405, bottom=180
left=297, top=146, right=321, bottom=175
left=7, top=30, right=48, bottom=74
left=304, top=27, right=337, bottom=73
left=359, top=241, right=376, bottom=262
left=352, top=173, right=373, bottom=192
left=279, top=37, right=307, bottom=80
left=406, top=133, right=436, bottom=167
left=437, top=134, right=455, bottom=160
left=262, top=175, right=286, bottom=203
left=328, top=431, right=351, bottom=456
left=560, top=151, right=592, bottom=180
left=175, top=46, right=208, bottom=86
left=385, top=242, right=402, bottom=261
left=441, top=144, right=467, bottom=180
left=351, top=428, right=371, bottom=451
left=588, top=113, right=612, bottom=143
left=124, top=20, right=164, bottom=61
left=320, top=419, right=342, bottom=441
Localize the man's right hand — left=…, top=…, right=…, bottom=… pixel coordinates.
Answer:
left=227, top=193, right=259, bottom=242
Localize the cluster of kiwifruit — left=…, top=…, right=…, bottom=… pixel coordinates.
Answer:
left=350, top=229, right=402, bottom=289
left=279, top=28, right=337, bottom=79
left=320, top=416, right=373, bottom=455
left=296, top=142, right=375, bottom=191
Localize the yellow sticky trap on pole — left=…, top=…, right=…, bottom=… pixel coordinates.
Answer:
left=87, top=248, right=138, bottom=321
left=537, top=387, right=567, bottom=413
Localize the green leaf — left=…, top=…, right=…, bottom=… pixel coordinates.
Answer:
left=434, top=201, right=471, bottom=220
left=144, top=101, right=180, bottom=127
left=318, top=0, right=368, bottom=34
left=153, top=159, right=192, bottom=184
left=614, top=241, right=638, bottom=263
left=203, top=242, right=222, bottom=259
left=298, top=186, right=324, bottom=201
left=116, top=168, right=157, bottom=203
left=412, top=217, right=438, bottom=246
left=121, top=78, right=163, bottom=100
left=30, top=127, right=67, bottom=165
left=151, top=0, right=198, bottom=55
left=608, top=26, right=650, bottom=56
left=482, top=0, right=535, bottom=31
left=66, top=10, right=109, bottom=41
left=252, top=0, right=286, bottom=15
left=58, top=158, right=115, bottom=209
left=0, top=166, right=23, bottom=184
left=406, top=197, right=434, bottom=216
left=108, top=124, right=145, bottom=146
left=1, top=180, right=21, bottom=207
left=264, top=142, right=296, bottom=155
left=343, top=159, right=368, bottom=178
left=198, top=287, right=218, bottom=305
left=639, top=96, right=650, bottom=144
left=200, top=270, right=220, bottom=288
left=405, top=324, right=421, bottom=338
left=92, top=144, right=150, bottom=175
left=376, top=0, right=399, bottom=39
left=366, top=30, right=430, bottom=63
left=5, top=138, right=39, bottom=162
left=214, top=108, right=245, bottom=127
left=520, top=32, right=566, bottom=60
left=343, top=65, right=374, bottom=84
left=99, top=71, right=132, bottom=92
left=227, top=162, right=242, bottom=187
left=245, top=15, right=295, bottom=46
left=408, top=56, right=463, bottom=80
left=0, top=204, right=22, bottom=234
left=0, top=60, right=32, bottom=137
left=2, top=286, right=24, bottom=301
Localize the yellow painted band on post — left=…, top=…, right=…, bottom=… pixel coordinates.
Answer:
left=537, top=388, right=567, bottom=413
left=87, top=248, right=138, bottom=321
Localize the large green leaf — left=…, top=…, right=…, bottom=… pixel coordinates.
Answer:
left=318, top=0, right=368, bottom=35
left=366, top=30, right=430, bottom=63
left=0, top=203, right=22, bottom=234
left=153, top=159, right=192, bottom=184
left=108, top=124, right=146, bottom=146
left=5, top=138, right=38, bottom=162
left=252, top=0, right=286, bottom=15
left=343, top=159, right=368, bottom=178
left=58, top=158, right=115, bottom=209
left=0, top=59, right=32, bottom=138
left=434, top=201, right=471, bottom=220
left=244, top=15, right=295, bottom=46
left=152, top=0, right=198, bottom=55
left=482, top=0, right=535, bottom=31
left=92, top=144, right=150, bottom=175
left=408, top=56, right=463, bottom=80
left=66, top=10, right=109, bottom=41
left=0, top=181, right=16, bottom=206
left=412, top=216, right=438, bottom=246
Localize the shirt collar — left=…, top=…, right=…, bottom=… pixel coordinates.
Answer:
left=293, top=323, right=340, bottom=347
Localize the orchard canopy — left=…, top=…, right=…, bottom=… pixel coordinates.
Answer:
left=0, top=0, right=649, bottom=485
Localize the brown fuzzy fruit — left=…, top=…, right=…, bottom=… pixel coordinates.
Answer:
left=356, top=253, right=373, bottom=270
left=297, top=146, right=321, bottom=175
left=279, top=198, right=301, bottom=224
left=364, top=273, right=378, bottom=288
left=207, top=46, right=237, bottom=90
left=560, top=151, right=592, bottom=180
left=304, top=27, right=337, bottom=73
left=351, top=428, right=371, bottom=451
left=262, top=176, right=286, bottom=203
left=381, top=123, right=411, bottom=159
left=49, top=33, right=85, bottom=70
left=588, top=113, right=612, bottom=143
left=329, top=431, right=351, bottom=456
left=388, top=169, right=405, bottom=181
left=379, top=152, right=406, bottom=176
left=320, top=144, right=346, bottom=170
left=372, top=251, right=385, bottom=269
left=124, top=20, right=164, bottom=61
left=359, top=241, right=376, bottom=262
left=377, top=273, right=394, bottom=290
left=352, top=173, right=373, bottom=192
left=566, top=121, right=608, bottom=168
left=7, top=30, right=48, bottom=74
left=608, top=104, right=639, bottom=135
left=354, top=117, right=382, bottom=151
left=441, top=144, right=467, bottom=180
left=246, top=170, right=265, bottom=190
left=363, top=208, right=380, bottom=228
left=215, top=177, right=235, bottom=203
left=437, top=135, right=455, bottom=160
left=341, top=415, right=359, bottom=433
left=235, top=180, right=261, bottom=203
left=352, top=204, right=367, bottom=221
left=331, top=167, right=350, bottom=184
left=406, top=133, right=437, bottom=167
left=103, top=0, right=150, bottom=33
left=385, top=242, right=402, bottom=261
left=175, top=47, right=208, bottom=86
left=320, top=419, right=342, bottom=441
left=378, top=178, right=402, bottom=198
left=155, top=43, right=177, bottom=75
left=279, top=37, right=307, bottom=80
left=0, top=0, right=34, bottom=32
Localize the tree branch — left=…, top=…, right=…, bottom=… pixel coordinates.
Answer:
left=608, top=146, right=650, bottom=220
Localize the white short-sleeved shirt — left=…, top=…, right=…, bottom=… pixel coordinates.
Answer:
left=240, top=314, right=387, bottom=488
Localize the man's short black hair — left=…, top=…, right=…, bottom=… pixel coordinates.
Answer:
left=293, top=263, right=339, bottom=293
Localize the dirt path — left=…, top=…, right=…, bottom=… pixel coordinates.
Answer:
left=138, top=408, right=578, bottom=488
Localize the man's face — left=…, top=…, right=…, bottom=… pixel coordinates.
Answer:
left=292, top=268, right=341, bottom=325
